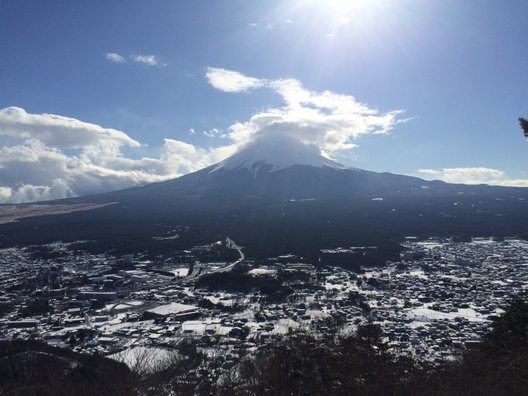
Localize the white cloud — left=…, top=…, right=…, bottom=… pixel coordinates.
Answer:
left=417, top=167, right=528, bottom=187
left=131, top=54, right=164, bottom=66
left=161, top=139, right=236, bottom=175
left=0, top=142, right=167, bottom=204
left=206, top=67, right=266, bottom=93
left=337, top=16, right=351, bottom=25
left=106, top=52, right=166, bottom=67
left=0, top=186, right=12, bottom=201
left=106, top=52, right=126, bottom=63
left=202, top=128, right=224, bottom=138
left=417, top=169, right=441, bottom=176
left=206, top=67, right=404, bottom=155
left=0, top=107, right=140, bottom=149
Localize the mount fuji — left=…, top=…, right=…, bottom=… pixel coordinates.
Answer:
left=211, top=135, right=346, bottom=173
left=2, top=135, right=528, bottom=260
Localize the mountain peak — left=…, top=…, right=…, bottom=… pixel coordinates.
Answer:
left=211, top=135, right=347, bottom=174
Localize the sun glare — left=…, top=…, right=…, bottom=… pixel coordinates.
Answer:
left=310, top=0, right=383, bottom=15
left=289, top=0, right=392, bottom=35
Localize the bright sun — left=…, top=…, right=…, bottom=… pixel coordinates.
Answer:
left=300, top=0, right=387, bottom=28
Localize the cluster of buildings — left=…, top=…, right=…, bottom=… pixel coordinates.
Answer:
left=0, top=237, right=527, bottom=372
left=322, top=238, right=528, bottom=362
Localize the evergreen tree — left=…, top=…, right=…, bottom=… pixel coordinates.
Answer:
left=520, top=117, right=528, bottom=137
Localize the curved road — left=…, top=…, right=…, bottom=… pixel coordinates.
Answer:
left=183, top=237, right=244, bottom=282
left=216, top=237, right=245, bottom=273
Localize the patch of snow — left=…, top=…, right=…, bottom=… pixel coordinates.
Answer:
left=248, top=268, right=277, bottom=277
left=456, top=308, right=488, bottom=321
left=408, top=270, right=428, bottom=280
left=471, top=238, right=494, bottom=245
left=271, top=318, right=300, bottom=335
left=152, top=233, right=180, bottom=240
left=408, top=307, right=488, bottom=323
left=170, top=268, right=189, bottom=277
left=182, top=320, right=206, bottom=334
left=415, top=242, right=444, bottom=249
left=110, top=346, right=176, bottom=373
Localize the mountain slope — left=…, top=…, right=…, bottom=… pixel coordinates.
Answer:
left=1, top=138, right=528, bottom=259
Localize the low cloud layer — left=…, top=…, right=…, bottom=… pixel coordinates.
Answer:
left=0, top=107, right=230, bottom=203
left=418, top=167, right=528, bottom=187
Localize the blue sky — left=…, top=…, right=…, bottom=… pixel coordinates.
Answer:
left=0, top=0, right=527, bottom=202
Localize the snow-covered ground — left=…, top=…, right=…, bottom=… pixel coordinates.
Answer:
left=110, top=346, right=178, bottom=373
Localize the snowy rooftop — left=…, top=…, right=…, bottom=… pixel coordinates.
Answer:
left=145, top=302, right=198, bottom=316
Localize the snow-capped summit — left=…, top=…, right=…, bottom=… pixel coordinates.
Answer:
left=211, top=134, right=347, bottom=174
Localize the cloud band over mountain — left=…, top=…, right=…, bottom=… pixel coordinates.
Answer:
left=205, top=67, right=405, bottom=154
